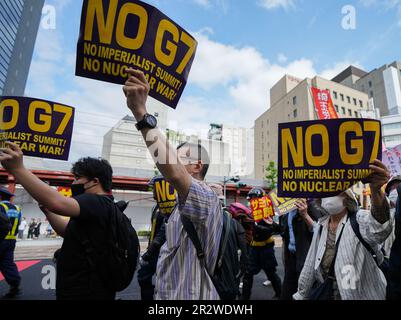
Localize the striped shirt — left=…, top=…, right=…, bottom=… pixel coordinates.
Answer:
left=155, top=177, right=223, bottom=300
left=294, top=209, right=393, bottom=300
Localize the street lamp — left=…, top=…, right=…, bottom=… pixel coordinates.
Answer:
left=223, top=175, right=240, bottom=207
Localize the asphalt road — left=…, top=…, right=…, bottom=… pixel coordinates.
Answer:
left=0, top=241, right=284, bottom=300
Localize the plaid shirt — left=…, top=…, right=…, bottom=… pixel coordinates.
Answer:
left=155, top=178, right=223, bottom=300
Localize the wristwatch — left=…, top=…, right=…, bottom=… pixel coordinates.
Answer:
left=135, top=113, right=158, bottom=131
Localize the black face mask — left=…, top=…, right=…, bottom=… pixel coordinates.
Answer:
left=71, top=183, right=86, bottom=197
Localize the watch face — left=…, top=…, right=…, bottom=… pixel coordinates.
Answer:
left=147, top=115, right=157, bottom=127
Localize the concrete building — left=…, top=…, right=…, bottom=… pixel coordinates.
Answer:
left=382, top=113, right=401, bottom=149
left=102, top=101, right=168, bottom=172
left=0, top=0, right=44, bottom=96
left=255, top=74, right=371, bottom=199
left=333, top=62, right=401, bottom=116
left=221, top=125, right=254, bottom=178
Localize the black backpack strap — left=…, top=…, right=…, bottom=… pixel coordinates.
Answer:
left=327, top=220, right=347, bottom=279
left=217, top=209, right=231, bottom=269
left=349, top=212, right=380, bottom=267
left=181, top=215, right=206, bottom=262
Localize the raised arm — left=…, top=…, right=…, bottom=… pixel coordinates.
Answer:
left=122, top=68, right=191, bottom=199
left=0, top=142, right=80, bottom=218
left=367, top=159, right=391, bottom=224
left=39, top=205, right=69, bottom=237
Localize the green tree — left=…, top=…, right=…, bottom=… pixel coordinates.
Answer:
left=265, top=161, right=278, bottom=190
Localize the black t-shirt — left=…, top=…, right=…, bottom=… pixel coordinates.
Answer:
left=56, top=194, right=116, bottom=300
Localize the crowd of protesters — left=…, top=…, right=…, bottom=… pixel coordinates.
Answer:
left=0, top=69, right=400, bottom=301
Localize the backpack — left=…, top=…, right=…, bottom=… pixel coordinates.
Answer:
left=77, top=197, right=140, bottom=292
left=349, top=212, right=389, bottom=281
left=181, top=207, right=241, bottom=300
left=0, top=211, right=11, bottom=242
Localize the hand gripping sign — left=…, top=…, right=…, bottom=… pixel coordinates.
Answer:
left=153, top=177, right=177, bottom=216
left=277, top=118, right=382, bottom=198
left=0, top=96, right=75, bottom=161
left=250, top=196, right=275, bottom=223
left=268, top=189, right=299, bottom=216
left=76, top=0, right=197, bottom=109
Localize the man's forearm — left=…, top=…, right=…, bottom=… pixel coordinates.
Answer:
left=12, top=168, right=73, bottom=215
left=370, top=187, right=390, bottom=224
left=44, top=211, right=69, bottom=237
left=139, top=126, right=190, bottom=196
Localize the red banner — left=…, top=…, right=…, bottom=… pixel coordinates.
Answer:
left=311, top=87, right=338, bottom=119
left=250, top=196, right=274, bottom=223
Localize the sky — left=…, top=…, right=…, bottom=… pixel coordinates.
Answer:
left=25, top=0, right=401, bottom=161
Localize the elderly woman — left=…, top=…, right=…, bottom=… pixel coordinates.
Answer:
left=293, top=160, right=393, bottom=300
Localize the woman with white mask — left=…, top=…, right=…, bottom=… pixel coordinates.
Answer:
left=293, top=160, right=393, bottom=300
left=383, top=176, right=401, bottom=258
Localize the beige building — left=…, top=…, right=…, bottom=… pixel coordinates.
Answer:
left=255, top=74, right=371, bottom=199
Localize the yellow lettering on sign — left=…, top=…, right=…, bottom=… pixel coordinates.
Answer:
left=305, top=124, right=329, bottom=167
left=28, top=101, right=52, bottom=133
left=363, top=121, right=381, bottom=163
left=155, top=19, right=179, bottom=67
left=84, top=0, right=118, bottom=44
left=54, top=104, right=73, bottom=135
left=116, top=3, right=148, bottom=50
left=281, top=127, right=304, bottom=168
left=339, top=121, right=363, bottom=165
left=0, top=99, right=19, bottom=130
left=176, top=32, right=196, bottom=75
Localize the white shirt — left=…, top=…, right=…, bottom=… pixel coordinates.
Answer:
left=294, top=209, right=393, bottom=300
left=18, top=220, right=27, bottom=231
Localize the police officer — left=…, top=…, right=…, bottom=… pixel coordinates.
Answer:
left=0, top=186, right=22, bottom=299
left=241, top=187, right=282, bottom=300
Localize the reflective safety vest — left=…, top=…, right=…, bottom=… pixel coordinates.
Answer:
left=0, top=201, right=21, bottom=241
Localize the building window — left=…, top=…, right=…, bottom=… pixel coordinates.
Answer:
left=333, top=91, right=338, bottom=99
left=293, top=96, right=297, bottom=105
left=335, top=105, right=339, bottom=112
left=354, top=111, right=359, bottom=117
left=341, top=107, right=346, bottom=114
left=347, top=96, right=351, bottom=103
left=353, top=98, right=357, bottom=106
left=369, top=81, right=372, bottom=88
left=348, top=109, right=352, bottom=116
left=340, top=94, right=344, bottom=101
left=359, top=100, right=363, bottom=108
left=293, top=109, right=297, bottom=118
left=370, top=91, right=374, bottom=98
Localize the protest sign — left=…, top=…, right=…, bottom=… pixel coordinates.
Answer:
left=277, top=118, right=382, bottom=198
left=0, top=96, right=75, bottom=161
left=268, top=189, right=298, bottom=216
left=250, top=196, right=274, bottom=223
left=311, top=87, right=338, bottom=120
left=76, top=0, right=197, bottom=109
left=382, top=144, right=401, bottom=177
left=153, top=177, right=177, bottom=215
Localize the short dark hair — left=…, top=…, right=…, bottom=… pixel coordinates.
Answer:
left=0, top=193, right=12, bottom=201
left=71, top=157, right=113, bottom=192
left=177, top=142, right=210, bottom=179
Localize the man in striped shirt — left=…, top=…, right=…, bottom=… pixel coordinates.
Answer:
left=122, top=69, right=223, bottom=300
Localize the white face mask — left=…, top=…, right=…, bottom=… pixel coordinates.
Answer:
left=321, top=196, right=346, bottom=216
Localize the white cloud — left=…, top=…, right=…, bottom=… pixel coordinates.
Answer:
left=193, top=0, right=211, bottom=7
left=258, top=0, right=296, bottom=10
left=277, top=53, right=288, bottom=63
